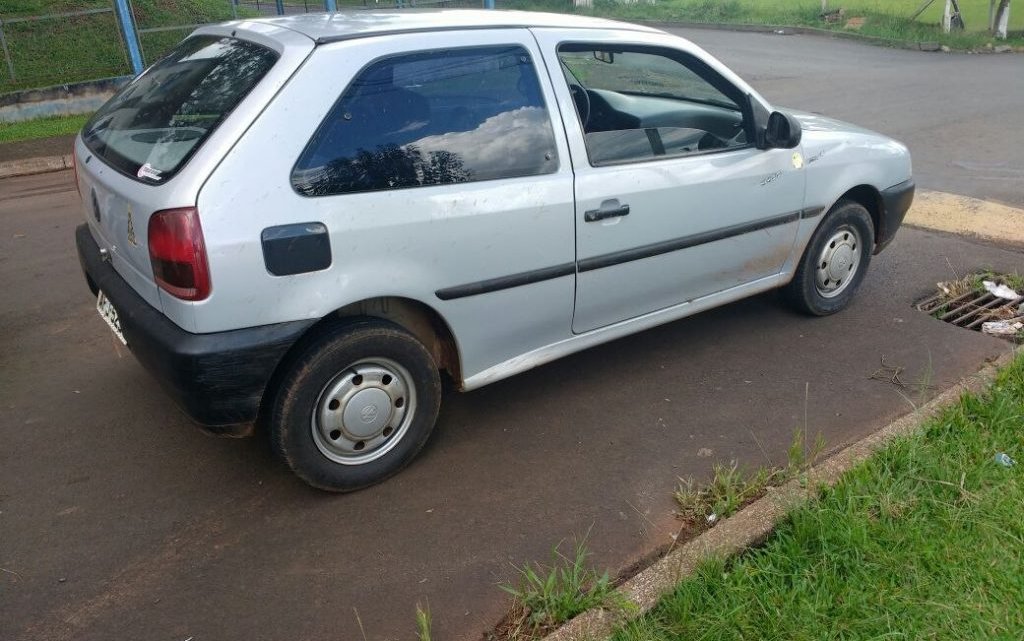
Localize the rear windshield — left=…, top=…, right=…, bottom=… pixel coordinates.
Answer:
left=82, top=35, right=278, bottom=184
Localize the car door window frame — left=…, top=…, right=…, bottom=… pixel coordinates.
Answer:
left=290, top=43, right=560, bottom=197
left=555, top=42, right=758, bottom=168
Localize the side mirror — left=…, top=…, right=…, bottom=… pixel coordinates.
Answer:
left=765, top=111, right=802, bottom=149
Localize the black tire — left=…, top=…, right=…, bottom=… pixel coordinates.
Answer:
left=269, top=318, right=442, bottom=492
left=784, top=200, right=874, bottom=316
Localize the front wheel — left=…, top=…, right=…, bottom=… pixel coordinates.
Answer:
left=269, top=318, right=442, bottom=492
left=784, top=200, right=874, bottom=316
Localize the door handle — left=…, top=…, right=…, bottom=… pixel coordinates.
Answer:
left=584, top=199, right=631, bottom=222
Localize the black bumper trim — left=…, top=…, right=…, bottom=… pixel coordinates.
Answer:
left=876, top=178, right=915, bottom=253
left=76, top=224, right=315, bottom=431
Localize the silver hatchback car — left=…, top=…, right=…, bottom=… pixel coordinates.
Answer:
left=74, top=10, right=913, bottom=491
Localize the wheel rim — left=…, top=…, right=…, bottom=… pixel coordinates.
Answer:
left=311, top=358, right=416, bottom=466
left=815, top=225, right=862, bottom=299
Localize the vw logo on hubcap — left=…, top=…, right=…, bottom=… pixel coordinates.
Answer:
left=360, top=405, right=379, bottom=423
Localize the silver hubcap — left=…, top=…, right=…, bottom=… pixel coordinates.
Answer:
left=815, top=225, right=861, bottom=298
left=311, top=358, right=415, bottom=465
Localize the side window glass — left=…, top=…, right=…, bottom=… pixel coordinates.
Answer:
left=292, top=45, right=559, bottom=196
left=557, top=46, right=749, bottom=166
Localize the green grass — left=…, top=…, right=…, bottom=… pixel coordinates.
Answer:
left=499, top=534, right=629, bottom=638
left=0, top=0, right=250, bottom=91
left=676, top=428, right=824, bottom=524
left=415, top=602, right=433, bottom=641
left=612, top=351, right=1024, bottom=641
left=0, top=113, right=89, bottom=143
left=503, top=0, right=1024, bottom=49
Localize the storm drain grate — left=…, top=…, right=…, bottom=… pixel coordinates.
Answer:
left=916, top=273, right=1024, bottom=339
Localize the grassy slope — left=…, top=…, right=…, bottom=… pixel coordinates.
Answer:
left=505, top=0, right=1024, bottom=49
left=2, top=0, right=1020, bottom=92
left=0, top=114, right=90, bottom=143
left=613, top=351, right=1024, bottom=641
left=0, top=0, right=240, bottom=91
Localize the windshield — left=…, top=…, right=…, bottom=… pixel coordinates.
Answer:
left=82, top=35, right=278, bottom=184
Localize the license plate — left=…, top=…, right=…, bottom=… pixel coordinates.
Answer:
left=96, top=290, right=127, bottom=346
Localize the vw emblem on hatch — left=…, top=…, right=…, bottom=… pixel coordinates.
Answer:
left=360, top=405, right=379, bottom=423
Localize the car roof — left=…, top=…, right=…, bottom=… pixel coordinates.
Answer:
left=230, top=9, right=662, bottom=44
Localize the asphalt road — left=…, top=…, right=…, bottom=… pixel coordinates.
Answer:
left=1, top=29, right=1023, bottom=641
left=666, top=27, right=1024, bottom=208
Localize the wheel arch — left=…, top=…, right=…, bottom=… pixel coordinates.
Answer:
left=256, top=296, right=463, bottom=427
left=829, top=184, right=883, bottom=246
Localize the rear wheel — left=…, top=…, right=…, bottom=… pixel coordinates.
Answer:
left=785, top=201, right=874, bottom=316
left=270, top=318, right=442, bottom=492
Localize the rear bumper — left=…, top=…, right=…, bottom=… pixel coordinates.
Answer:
left=875, top=178, right=915, bottom=253
left=76, top=224, right=314, bottom=434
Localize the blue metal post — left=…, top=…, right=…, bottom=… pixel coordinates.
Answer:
left=484, top=0, right=495, bottom=8
left=324, top=0, right=337, bottom=11
left=112, top=0, right=144, bottom=75
left=276, top=0, right=285, bottom=15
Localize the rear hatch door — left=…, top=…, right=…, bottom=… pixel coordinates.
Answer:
left=75, top=29, right=304, bottom=312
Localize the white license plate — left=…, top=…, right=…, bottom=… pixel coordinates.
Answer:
left=96, top=290, right=127, bottom=346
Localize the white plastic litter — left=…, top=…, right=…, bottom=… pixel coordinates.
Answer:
left=995, top=453, right=1016, bottom=467
left=982, top=280, right=1019, bottom=300
left=981, top=320, right=1023, bottom=336
left=706, top=513, right=718, bottom=525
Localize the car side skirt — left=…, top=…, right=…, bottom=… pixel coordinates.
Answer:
left=461, top=272, right=787, bottom=391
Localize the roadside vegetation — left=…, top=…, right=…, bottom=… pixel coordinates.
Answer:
left=0, top=0, right=393, bottom=91
left=488, top=426, right=825, bottom=640
left=611, top=351, right=1024, bottom=640
left=0, top=114, right=89, bottom=143
left=3, top=0, right=1021, bottom=93
left=676, top=428, right=825, bottom=524
left=504, top=0, right=1024, bottom=50
left=415, top=602, right=433, bottom=641
left=495, top=533, right=630, bottom=640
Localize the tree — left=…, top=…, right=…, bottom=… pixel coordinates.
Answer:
left=991, top=0, right=1011, bottom=39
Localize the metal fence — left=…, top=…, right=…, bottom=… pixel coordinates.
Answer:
left=0, top=0, right=488, bottom=94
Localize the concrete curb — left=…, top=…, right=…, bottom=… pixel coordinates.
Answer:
left=0, top=154, right=73, bottom=179
left=542, top=346, right=1021, bottom=641
left=906, top=191, right=1024, bottom=247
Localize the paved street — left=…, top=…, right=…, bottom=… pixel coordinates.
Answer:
left=668, top=26, right=1024, bottom=208
left=1, top=28, right=1022, bottom=641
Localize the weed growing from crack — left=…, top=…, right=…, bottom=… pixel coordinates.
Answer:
left=499, top=533, right=631, bottom=637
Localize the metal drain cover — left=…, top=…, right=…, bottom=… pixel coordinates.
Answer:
left=916, top=275, right=1023, bottom=339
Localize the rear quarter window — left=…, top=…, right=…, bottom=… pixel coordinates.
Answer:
left=82, top=36, right=278, bottom=184
left=291, top=45, right=559, bottom=197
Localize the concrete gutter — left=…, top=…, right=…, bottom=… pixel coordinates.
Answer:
left=543, top=345, right=1021, bottom=641
left=0, top=153, right=74, bottom=179
left=0, top=76, right=130, bottom=123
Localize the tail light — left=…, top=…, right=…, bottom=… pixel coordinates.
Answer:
left=148, top=207, right=211, bottom=301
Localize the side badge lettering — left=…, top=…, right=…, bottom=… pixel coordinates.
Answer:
left=759, top=170, right=783, bottom=187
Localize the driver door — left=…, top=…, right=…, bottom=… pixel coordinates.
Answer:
left=532, top=30, right=805, bottom=333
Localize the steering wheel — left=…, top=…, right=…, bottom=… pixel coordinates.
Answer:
left=697, top=124, right=747, bottom=151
